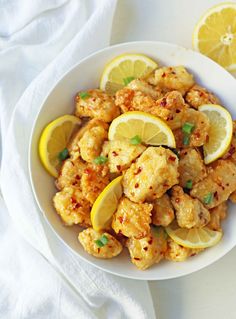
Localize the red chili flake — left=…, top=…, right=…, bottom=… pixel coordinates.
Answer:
left=74, top=202, right=82, bottom=209
left=148, top=239, right=153, bottom=245
left=134, top=257, right=140, bottom=261
left=226, top=183, right=229, bottom=187
left=163, top=183, right=169, bottom=188
left=71, top=197, right=77, bottom=204
left=98, top=248, right=101, bottom=253
left=176, top=109, right=181, bottom=113
left=160, top=98, right=167, bottom=107
left=134, top=167, right=142, bottom=175
left=206, top=134, right=209, bottom=143
left=75, top=175, right=80, bottom=180
left=161, top=72, right=166, bottom=78
left=199, top=92, right=204, bottom=97
left=190, top=253, right=196, bottom=257
left=143, top=247, right=148, bottom=251
left=116, top=165, right=121, bottom=171
left=134, top=183, right=139, bottom=188
left=118, top=216, right=124, bottom=224
left=92, top=98, right=96, bottom=102
left=195, top=132, right=200, bottom=138
left=168, top=156, right=176, bottom=162
left=84, top=168, right=92, bottom=174
left=214, top=191, right=219, bottom=200
left=175, top=198, right=180, bottom=203
left=112, top=151, right=118, bottom=157
left=149, top=186, right=153, bottom=190
left=171, top=71, right=176, bottom=75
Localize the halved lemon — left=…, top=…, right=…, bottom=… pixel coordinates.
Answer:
left=108, top=111, right=176, bottom=147
left=91, top=176, right=123, bottom=231
left=39, top=115, right=81, bottom=177
left=166, top=222, right=222, bottom=249
left=193, top=3, right=236, bottom=71
left=100, top=54, right=158, bottom=94
left=199, top=104, right=233, bottom=164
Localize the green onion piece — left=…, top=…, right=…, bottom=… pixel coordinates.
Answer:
left=182, top=122, right=195, bottom=134
left=130, top=135, right=142, bottom=145
left=58, top=148, right=69, bottom=161
left=185, top=180, right=193, bottom=190
left=183, top=135, right=190, bottom=145
left=123, top=76, right=135, bottom=86
left=203, top=192, right=213, bottom=205
left=95, top=234, right=109, bottom=247
left=94, top=156, right=108, bottom=165
left=79, top=91, right=90, bottom=99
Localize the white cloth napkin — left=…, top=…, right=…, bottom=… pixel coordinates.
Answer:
left=0, top=1, right=156, bottom=318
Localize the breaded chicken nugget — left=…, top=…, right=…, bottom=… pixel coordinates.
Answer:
left=185, top=84, right=220, bottom=109
left=152, top=194, right=175, bottom=227
left=207, top=202, right=227, bottom=231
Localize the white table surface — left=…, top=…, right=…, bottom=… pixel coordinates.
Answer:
left=111, top=0, right=236, bottom=318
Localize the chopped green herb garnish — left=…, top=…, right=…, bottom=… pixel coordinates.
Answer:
left=185, top=180, right=193, bottom=190
left=203, top=192, right=213, bottom=205
left=183, top=135, right=190, bottom=145
left=58, top=148, right=69, bottom=161
left=123, top=76, right=135, bottom=86
left=182, top=122, right=195, bottom=134
left=95, top=234, right=109, bottom=247
left=94, top=156, right=108, bottom=165
left=130, top=135, right=142, bottom=145
left=79, top=91, right=90, bottom=99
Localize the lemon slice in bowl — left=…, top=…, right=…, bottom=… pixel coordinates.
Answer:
left=91, top=176, right=123, bottom=231
left=199, top=104, right=233, bottom=164
left=193, top=3, right=236, bottom=71
left=166, top=222, right=222, bottom=249
left=108, top=111, right=176, bottom=147
left=100, top=54, right=158, bottom=94
left=39, top=115, right=81, bottom=177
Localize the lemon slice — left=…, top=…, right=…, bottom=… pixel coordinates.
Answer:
left=108, top=111, right=176, bottom=147
left=39, top=115, right=81, bottom=177
left=166, top=222, right=222, bottom=249
left=193, top=3, right=236, bottom=71
left=199, top=104, right=233, bottom=164
left=100, top=54, right=158, bottom=94
left=91, top=176, right=123, bottom=231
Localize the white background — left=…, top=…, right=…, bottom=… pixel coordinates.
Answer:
left=111, top=0, right=236, bottom=318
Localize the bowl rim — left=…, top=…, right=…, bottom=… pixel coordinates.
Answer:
left=28, top=40, right=236, bottom=280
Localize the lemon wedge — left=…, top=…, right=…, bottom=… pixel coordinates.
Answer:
left=166, top=222, right=222, bottom=249
left=199, top=104, right=233, bottom=164
left=91, top=176, right=123, bottom=231
left=193, top=3, right=236, bottom=71
left=39, top=115, right=81, bottom=177
left=100, top=53, right=158, bottom=94
left=108, top=111, right=176, bottom=147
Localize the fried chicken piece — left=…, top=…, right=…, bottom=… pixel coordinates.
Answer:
left=190, top=160, right=236, bottom=209
left=165, top=238, right=203, bottom=261
left=126, top=227, right=167, bottom=270
left=207, top=202, right=227, bottom=231
left=152, top=66, right=194, bottom=95
left=80, top=164, right=110, bottom=205
left=178, top=148, right=207, bottom=188
left=56, top=157, right=86, bottom=190
left=171, top=186, right=210, bottom=228
left=53, top=186, right=91, bottom=226
left=68, top=119, right=108, bottom=160
left=101, top=139, right=146, bottom=173
left=75, top=89, right=120, bottom=122
left=123, top=147, right=179, bottom=203
left=78, top=123, right=108, bottom=163
left=185, top=84, right=220, bottom=109
left=112, top=197, right=153, bottom=239
left=78, top=228, right=122, bottom=259
left=174, top=108, right=210, bottom=148
left=152, top=194, right=175, bottom=227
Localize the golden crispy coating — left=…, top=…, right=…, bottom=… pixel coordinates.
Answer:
left=222, top=121, right=236, bottom=164
left=78, top=228, right=123, bottom=258
left=154, top=91, right=188, bottom=130
left=81, top=164, right=110, bottom=205
left=190, top=160, right=236, bottom=208
left=75, top=89, right=120, bottom=122
left=152, top=66, right=194, bottom=95
left=78, top=125, right=108, bottom=163
left=185, top=84, right=220, bottom=109
left=68, top=119, right=108, bottom=159
left=178, top=148, right=207, bottom=188
left=152, top=194, right=175, bottom=227
left=128, top=79, right=162, bottom=99
left=53, top=186, right=91, bottom=226
left=171, top=186, right=210, bottom=228
left=123, top=147, right=179, bottom=203
left=102, top=139, right=146, bottom=173
left=56, top=157, right=86, bottom=190
left=126, top=227, right=167, bottom=270
left=112, top=197, right=152, bottom=239
left=165, top=238, right=191, bottom=262
left=230, top=191, right=236, bottom=203
left=174, top=108, right=210, bottom=148
left=208, top=202, right=227, bottom=231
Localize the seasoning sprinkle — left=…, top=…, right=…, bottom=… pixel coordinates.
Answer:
left=203, top=192, right=213, bottom=205
left=58, top=148, right=69, bottom=161
left=94, top=156, right=108, bottom=165
left=79, top=91, right=90, bottom=99
left=123, top=76, right=135, bottom=85
left=130, top=135, right=142, bottom=145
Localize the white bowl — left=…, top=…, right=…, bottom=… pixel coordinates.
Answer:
left=29, top=41, right=236, bottom=280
